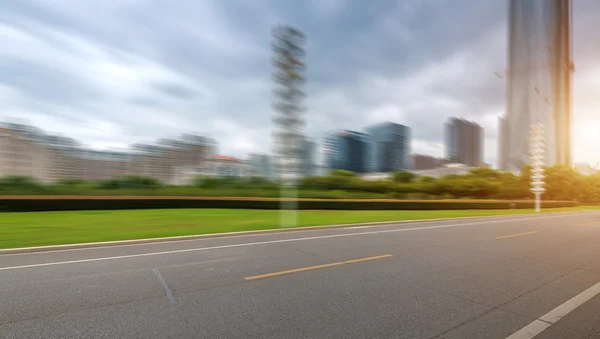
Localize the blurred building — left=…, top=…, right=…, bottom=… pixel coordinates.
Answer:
left=445, top=118, right=483, bottom=167
left=411, top=154, right=446, bottom=171
left=0, top=121, right=217, bottom=184
left=211, top=156, right=247, bottom=177
left=365, top=122, right=411, bottom=172
left=77, top=149, right=130, bottom=181
left=500, top=0, right=573, bottom=171
left=316, top=165, right=328, bottom=177
left=498, top=116, right=509, bottom=170
left=0, top=123, right=49, bottom=180
left=247, top=153, right=275, bottom=179
left=172, top=155, right=247, bottom=185
left=300, top=137, right=317, bottom=177
left=574, top=163, right=598, bottom=176
left=324, top=130, right=370, bottom=174
left=413, top=163, right=477, bottom=178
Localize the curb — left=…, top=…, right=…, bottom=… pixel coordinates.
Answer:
left=0, top=211, right=583, bottom=255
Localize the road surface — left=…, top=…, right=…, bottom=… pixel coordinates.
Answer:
left=2, top=211, right=600, bottom=338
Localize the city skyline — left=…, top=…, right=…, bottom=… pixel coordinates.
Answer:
left=1, top=1, right=600, bottom=167
left=1, top=117, right=481, bottom=170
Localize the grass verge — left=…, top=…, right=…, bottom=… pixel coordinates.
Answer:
left=1, top=207, right=598, bottom=249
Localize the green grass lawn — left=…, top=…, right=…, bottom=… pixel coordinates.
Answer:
left=1, top=207, right=598, bottom=249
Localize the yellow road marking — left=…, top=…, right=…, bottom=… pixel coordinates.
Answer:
left=244, top=254, right=393, bottom=281
left=581, top=221, right=600, bottom=226
left=343, top=254, right=393, bottom=264
left=496, top=231, right=538, bottom=239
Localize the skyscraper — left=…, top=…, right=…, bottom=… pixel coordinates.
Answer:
left=365, top=122, right=411, bottom=172
left=411, top=154, right=446, bottom=171
left=500, top=0, right=573, bottom=171
left=445, top=118, right=483, bottom=167
left=498, top=117, right=508, bottom=170
left=324, top=130, right=370, bottom=174
left=299, top=137, right=317, bottom=177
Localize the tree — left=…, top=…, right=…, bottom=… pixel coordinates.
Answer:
left=329, top=169, right=356, bottom=177
left=544, top=164, right=584, bottom=201
left=393, top=171, right=416, bottom=183
left=584, top=174, right=600, bottom=203
left=468, top=168, right=502, bottom=180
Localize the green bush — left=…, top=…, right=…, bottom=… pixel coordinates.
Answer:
left=97, top=176, right=162, bottom=189
left=57, top=179, right=87, bottom=186
left=2, top=163, right=598, bottom=203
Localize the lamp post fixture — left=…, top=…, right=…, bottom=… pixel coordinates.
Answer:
left=530, top=123, right=546, bottom=212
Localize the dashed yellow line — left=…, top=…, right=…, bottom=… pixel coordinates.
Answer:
left=244, top=254, right=393, bottom=281
left=580, top=221, right=600, bottom=226
left=496, top=231, right=539, bottom=240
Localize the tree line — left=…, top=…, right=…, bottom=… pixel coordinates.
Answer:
left=0, top=164, right=598, bottom=201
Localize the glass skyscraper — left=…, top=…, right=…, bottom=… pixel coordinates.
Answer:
left=445, top=118, right=483, bottom=167
left=365, top=122, right=411, bottom=172
left=500, top=0, right=572, bottom=171
left=324, top=130, right=370, bottom=174
left=300, top=137, right=317, bottom=177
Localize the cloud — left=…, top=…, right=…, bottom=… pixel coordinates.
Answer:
left=0, top=0, right=597, bottom=169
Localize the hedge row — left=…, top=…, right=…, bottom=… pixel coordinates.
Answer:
left=0, top=196, right=578, bottom=212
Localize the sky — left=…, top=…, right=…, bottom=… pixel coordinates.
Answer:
left=1, top=0, right=599, bottom=168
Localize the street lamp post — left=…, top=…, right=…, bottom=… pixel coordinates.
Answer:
left=271, top=25, right=306, bottom=228
left=530, top=124, right=546, bottom=212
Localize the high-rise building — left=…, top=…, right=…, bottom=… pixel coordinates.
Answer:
left=247, top=153, right=274, bottom=179
left=445, top=118, right=483, bottom=167
left=300, top=138, right=317, bottom=177
left=498, top=117, right=508, bottom=170
left=500, top=0, right=572, bottom=171
left=411, top=154, right=446, bottom=171
left=324, top=130, right=370, bottom=174
left=0, top=121, right=217, bottom=184
left=365, top=122, right=411, bottom=172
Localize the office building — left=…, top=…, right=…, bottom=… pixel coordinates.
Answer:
left=300, top=138, right=317, bottom=177
left=411, top=154, right=446, bottom=171
left=365, top=122, right=411, bottom=172
left=500, top=0, right=573, bottom=171
left=445, top=118, right=483, bottom=167
left=0, top=121, right=217, bottom=183
left=324, top=130, right=370, bottom=174
left=413, top=163, right=478, bottom=179
left=172, top=156, right=247, bottom=185
left=247, top=153, right=274, bottom=179
left=498, top=117, right=508, bottom=170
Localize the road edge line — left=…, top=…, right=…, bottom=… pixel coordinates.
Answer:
left=505, top=281, right=600, bottom=338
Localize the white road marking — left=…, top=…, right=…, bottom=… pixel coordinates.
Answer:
left=0, top=213, right=589, bottom=272
left=344, top=225, right=376, bottom=229
left=1, top=212, right=590, bottom=256
left=153, top=269, right=176, bottom=305
left=505, top=281, right=600, bottom=339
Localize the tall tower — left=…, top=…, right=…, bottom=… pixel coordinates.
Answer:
left=501, top=0, right=572, bottom=171
left=445, top=118, right=484, bottom=167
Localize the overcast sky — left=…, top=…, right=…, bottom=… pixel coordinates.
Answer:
left=1, top=0, right=600, bottom=167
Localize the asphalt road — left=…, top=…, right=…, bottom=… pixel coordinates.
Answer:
left=2, top=211, right=600, bottom=338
